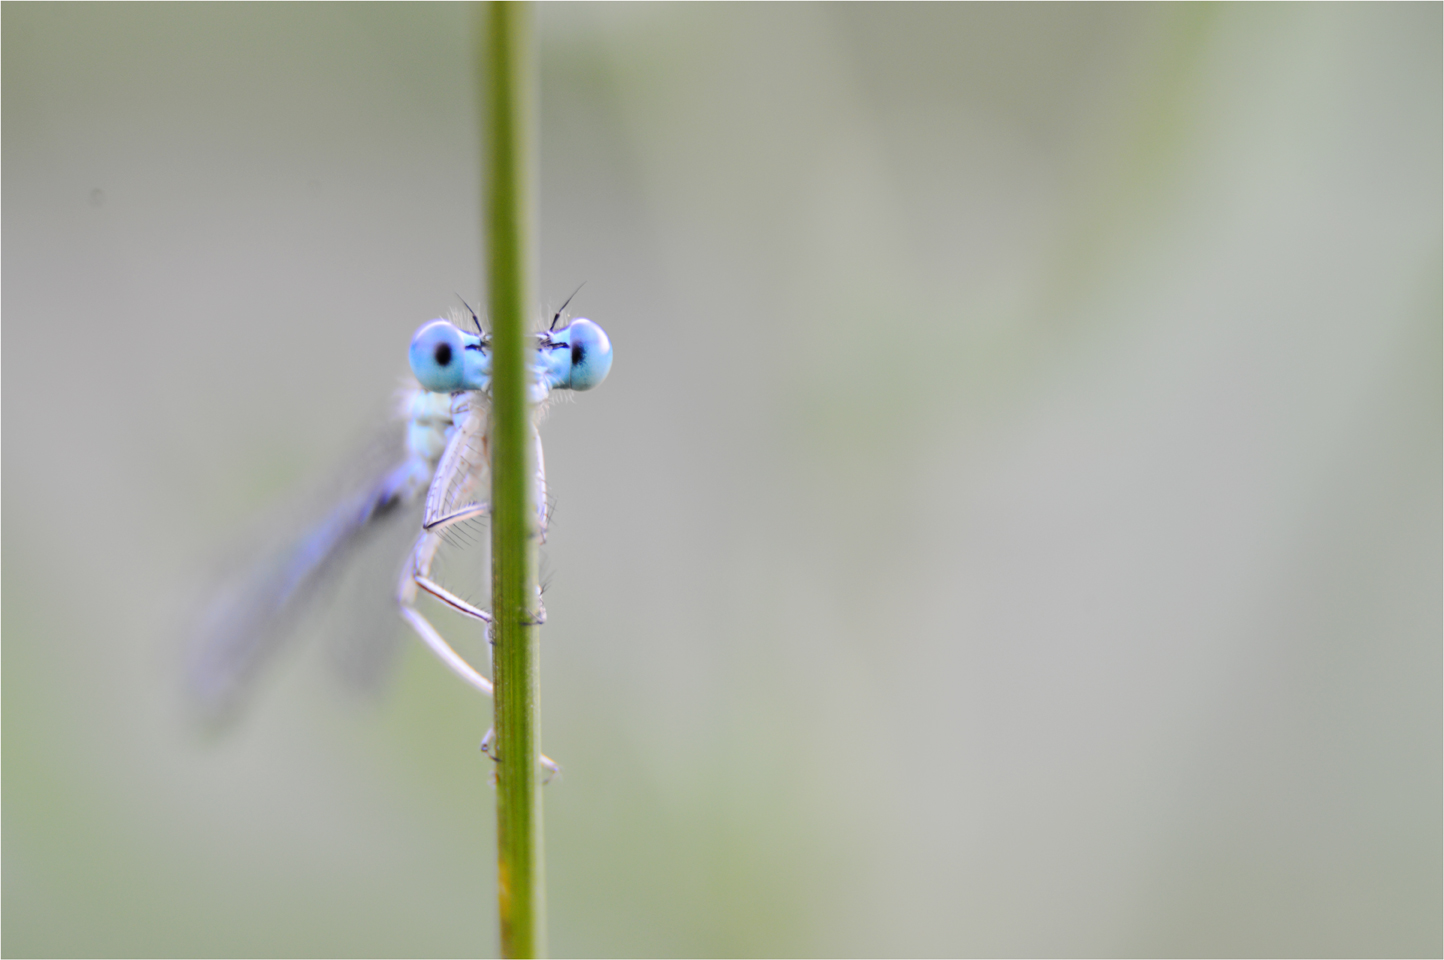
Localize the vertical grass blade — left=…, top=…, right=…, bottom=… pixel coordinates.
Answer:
left=479, top=3, right=545, bottom=956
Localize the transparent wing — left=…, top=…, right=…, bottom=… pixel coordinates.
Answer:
left=185, top=418, right=427, bottom=727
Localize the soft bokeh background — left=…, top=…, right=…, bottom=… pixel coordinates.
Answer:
left=4, top=4, right=1439, bottom=957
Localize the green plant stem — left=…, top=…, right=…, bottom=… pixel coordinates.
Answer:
left=481, top=3, right=544, bottom=957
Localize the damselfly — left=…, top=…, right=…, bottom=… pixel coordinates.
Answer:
left=188, top=301, right=611, bottom=770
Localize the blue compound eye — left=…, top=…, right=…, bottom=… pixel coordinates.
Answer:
left=410, top=320, right=487, bottom=393
left=551, top=318, right=612, bottom=391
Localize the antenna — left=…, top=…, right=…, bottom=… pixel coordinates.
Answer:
left=455, top=294, right=482, bottom=333
left=549, top=282, right=586, bottom=331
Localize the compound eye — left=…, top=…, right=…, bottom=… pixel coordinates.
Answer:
left=409, top=320, right=468, bottom=393
left=558, top=318, right=612, bottom=391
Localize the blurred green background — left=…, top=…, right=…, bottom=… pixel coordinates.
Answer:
left=3, top=3, right=1439, bottom=956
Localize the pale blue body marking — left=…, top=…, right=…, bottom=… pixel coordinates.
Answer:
left=409, top=316, right=612, bottom=397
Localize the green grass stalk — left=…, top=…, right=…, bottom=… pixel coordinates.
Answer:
left=479, top=3, right=545, bottom=956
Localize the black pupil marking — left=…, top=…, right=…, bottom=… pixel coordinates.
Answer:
left=434, top=342, right=452, bottom=366
left=572, top=342, right=585, bottom=366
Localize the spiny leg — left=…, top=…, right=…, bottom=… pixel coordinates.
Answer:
left=418, top=499, right=546, bottom=625
left=397, top=526, right=557, bottom=774
left=414, top=501, right=511, bottom=624
left=422, top=501, right=490, bottom=534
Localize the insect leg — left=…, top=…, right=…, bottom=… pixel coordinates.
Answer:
left=397, top=527, right=558, bottom=776
left=481, top=726, right=560, bottom=783
left=415, top=501, right=496, bottom=619
left=398, top=564, right=493, bottom=696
